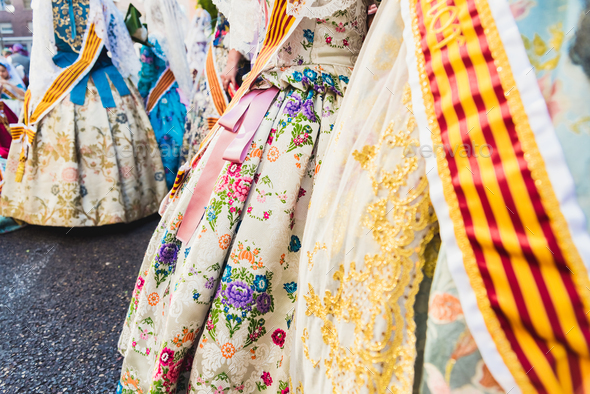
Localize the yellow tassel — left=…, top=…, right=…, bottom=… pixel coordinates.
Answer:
left=15, top=149, right=26, bottom=183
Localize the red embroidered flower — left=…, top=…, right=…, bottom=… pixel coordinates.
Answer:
left=325, top=36, right=332, bottom=44
left=261, top=371, right=273, bottom=386
left=271, top=328, right=286, bottom=347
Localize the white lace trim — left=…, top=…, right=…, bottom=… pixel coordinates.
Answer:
left=212, top=0, right=266, bottom=60
left=287, top=0, right=360, bottom=19
left=145, top=0, right=193, bottom=97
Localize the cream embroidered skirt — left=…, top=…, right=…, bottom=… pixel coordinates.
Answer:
left=0, top=79, right=168, bottom=227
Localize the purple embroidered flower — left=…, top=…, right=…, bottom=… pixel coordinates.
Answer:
left=159, top=347, right=175, bottom=366
left=283, top=94, right=302, bottom=116
left=256, top=292, right=271, bottom=314
left=205, top=277, right=216, bottom=289
left=157, top=243, right=179, bottom=264
left=302, top=100, right=316, bottom=122
left=226, top=281, right=254, bottom=308
left=313, top=84, right=326, bottom=94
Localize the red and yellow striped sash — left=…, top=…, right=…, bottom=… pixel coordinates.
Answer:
left=12, top=23, right=103, bottom=182
left=191, top=0, right=297, bottom=165
left=145, top=68, right=175, bottom=113
left=29, top=23, right=103, bottom=126
left=2, top=88, right=19, bottom=100
left=205, top=43, right=228, bottom=117
left=206, top=117, right=219, bottom=131
left=410, top=0, right=590, bottom=391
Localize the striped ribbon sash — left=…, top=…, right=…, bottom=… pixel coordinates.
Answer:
left=189, top=0, right=299, bottom=167
left=205, top=42, right=228, bottom=117
left=145, top=68, right=176, bottom=113
left=404, top=0, right=590, bottom=392
left=12, top=23, right=103, bottom=182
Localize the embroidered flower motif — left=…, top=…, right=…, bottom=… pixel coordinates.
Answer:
left=215, top=174, right=230, bottom=193
left=219, top=234, right=231, bottom=250
left=271, top=328, right=286, bottom=347
left=261, top=371, right=273, bottom=386
left=147, top=292, right=160, bottom=306
left=247, top=206, right=253, bottom=213
left=139, top=329, right=149, bottom=341
left=325, top=36, right=333, bottom=44
left=226, top=282, right=254, bottom=308
left=222, top=265, right=232, bottom=282
left=283, top=282, right=297, bottom=293
left=293, top=71, right=303, bottom=82
left=233, top=176, right=253, bottom=202
left=338, top=75, right=349, bottom=84
left=136, top=276, right=145, bottom=290
left=256, top=292, right=271, bottom=314
left=303, top=29, right=314, bottom=42
left=304, top=68, right=317, bottom=82
left=289, top=235, right=301, bottom=252
left=159, top=348, right=174, bottom=366
left=283, top=93, right=302, bottom=116
left=205, top=277, right=216, bottom=289
left=335, top=22, right=346, bottom=32
left=257, top=190, right=267, bottom=203
left=61, top=167, right=78, bottom=183
left=157, top=243, right=179, bottom=265
left=267, top=146, right=280, bottom=162
left=302, top=100, right=316, bottom=122
left=429, top=292, right=463, bottom=323
left=227, top=162, right=242, bottom=177
left=263, top=211, right=270, bottom=219
left=220, top=342, right=236, bottom=359
left=343, top=38, right=349, bottom=47
left=253, top=275, right=268, bottom=292
left=281, top=388, right=290, bottom=394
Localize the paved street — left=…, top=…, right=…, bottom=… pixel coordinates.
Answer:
left=0, top=215, right=160, bottom=393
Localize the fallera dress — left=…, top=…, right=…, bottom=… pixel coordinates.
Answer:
left=138, top=38, right=188, bottom=189
left=0, top=0, right=167, bottom=227
left=117, top=0, right=369, bottom=392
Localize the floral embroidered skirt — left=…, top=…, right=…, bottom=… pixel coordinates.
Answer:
left=0, top=79, right=168, bottom=227
left=117, top=67, right=348, bottom=394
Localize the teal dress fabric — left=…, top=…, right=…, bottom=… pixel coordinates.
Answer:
left=138, top=38, right=187, bottom=189
left=52, top=0, right=130, bottom=108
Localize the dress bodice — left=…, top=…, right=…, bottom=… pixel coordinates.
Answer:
left=52, top=0, right=90, bottom=53
left=269, top=0, right=368, bottom=70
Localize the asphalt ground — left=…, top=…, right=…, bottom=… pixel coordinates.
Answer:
left=0, top=214, right=160, bottom=393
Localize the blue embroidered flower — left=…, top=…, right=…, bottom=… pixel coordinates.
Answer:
left=293, top=71, right=303, bottom=82
left=322, top=73, right=335, bottom=86
left=184, top=247, right=191, bottom=258
left=283, top=282, right=297, bottom=293
left=80, top=185, right=88, bottom=197
left=222, top=265, right=232, bottom=282
left=303, top=29, right=314, bottom=42
left=289, top=235, right=301, bottom=252
left=303, top=69, right=317, bottom=82
left=253, top=275, right=268, bottom=292
left=154, top=172, right=164, bottom=182
left=338, top=75, right=349, bottom=84
left=242, top=311, right=247, bottom=317
left=206, top=207, right=216, bottom=222
left=193, top=291, right=201, bottom=301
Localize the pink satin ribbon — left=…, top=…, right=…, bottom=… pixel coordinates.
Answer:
left=176, top=87, right=279, bottom=242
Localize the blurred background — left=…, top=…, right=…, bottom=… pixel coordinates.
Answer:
left=0, top=0, right=198, bottom=53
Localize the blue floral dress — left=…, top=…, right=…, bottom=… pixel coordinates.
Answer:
left=138, top=39, right=188, bottom=189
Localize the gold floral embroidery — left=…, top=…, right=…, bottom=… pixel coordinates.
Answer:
left=52, top=0, right=90, bottom=53
left=301, top=328, right=320, bottom=368
left=301, top=103, right=436, bottom=393
left=306, top=242, right=327, bottom=271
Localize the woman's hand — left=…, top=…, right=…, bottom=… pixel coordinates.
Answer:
left=367, top=4, right=378, bottom=29
left=220, top=49, right=243, bottom=92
